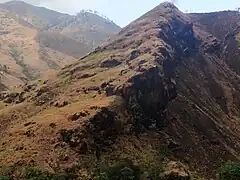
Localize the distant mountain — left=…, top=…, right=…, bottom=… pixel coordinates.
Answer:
left=0, top=8, right=77, bottom=88
left=50, top=10, right=121, bottom=49
left=0, top=0, right=68, bottom=29
left=0, top=1, right=121, bottom=89
left=0, top=1, right=121, bottom=45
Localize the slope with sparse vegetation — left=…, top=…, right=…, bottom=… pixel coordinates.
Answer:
left=0, top=1, right=121, bottom=90
left=0, top=2, right=240, bottom=180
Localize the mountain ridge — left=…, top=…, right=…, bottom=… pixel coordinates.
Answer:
left=0, top=2, right=240, bottom=179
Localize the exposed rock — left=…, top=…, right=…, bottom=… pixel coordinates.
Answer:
left=49, top=123, right=57, bottom=128
left=68, top=113, right=81, bottom=121
left=162, top=161, right=190, bottom=180
left=60, top=129, right=83, bottom=148
left=115, top=66, right=177, bottom=129
left=87, top=107, right=120, bottom=151
left=88, top=86, right=100, bottom=91
left=100, top=79, right=114, bottom=89
left=119, top=69, right=129, bottom=76
left=43, top=80, right=48, bottom=84
left=24, top=122, right=36, bottom=127
left=100, top=58, right=122, bottom=68
left=78, top=139, right=88, bottom=153
left=79, top=111, right=89, bottom=117
left=90, top=106, right=100, bottom=110
left=15, top=146, right=24, bottom=151
left=15, top=93, right=26, bottom=104
left=75, top=72, right=97, bottom=79
left=36, top=85, right=49, bottom=96
left=130, top=49, right=141, bottom=60
left=68, top=111, right=89, bottom=121
left=24, top=130, right=35, bottom=137
left=1, top=92, right=25, bottom=104
left=167, top=138, right=181, bottom=151
left=23, top=84, right=36, bottom=92
left=35, top=91, right=54, bottom=106
left=105, top=86, right=115, bottom=97
left=61, top=107, right=121, bottom=153
left=54, top=101, right=69, bottom=108
left=202, top=37, right=221, bottom=53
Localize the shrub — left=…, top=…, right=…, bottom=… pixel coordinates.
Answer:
left=97, top=159, right=141, bottom=180
left=218, top=162, right=240, bottom=180
left=0, top=176, right=10, bottom=180
left=0, top=165, right=15, bottom=179
left=24, top=167, right=73, bottom=180
left=25, top=167, right=57, bottom=180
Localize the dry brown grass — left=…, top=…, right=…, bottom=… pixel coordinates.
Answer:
left=0, top=10, right=77, bottom=89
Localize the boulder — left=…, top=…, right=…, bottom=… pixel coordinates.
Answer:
left=130, top=49, right=141, bottom=60
left=105, top=86, right=115, bottom=97
left=162, top=161, right=190, bottom=180
left=88, top=86, right=100, bottom=91
left=68, top=112, right=81, bottom=121
left=2, top=92, right=25, bottom=104
left=36, top=85, right=49, bottom=96
left=75, top=72, right=96, bottom=79
left=54, top=101, right=69, bottom=108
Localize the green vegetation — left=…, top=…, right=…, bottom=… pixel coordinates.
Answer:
left=32, top=16, right=49, bottom=29
left=0, top=165, right=74, bottom=180
left=0, top=177, right=10, bottom=180
left=218, top=162, right=240, bottom=180
left=24, top=167, right=70, bottom=180
left=97, top=159, right=141, bottom=180
left=9, top=45, right=23, bottom=62
left=8, top=45, right=36, bottom=80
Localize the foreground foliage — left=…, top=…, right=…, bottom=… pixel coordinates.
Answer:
left=218, top=162, right=240, bottom=180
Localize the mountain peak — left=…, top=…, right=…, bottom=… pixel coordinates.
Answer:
left=159, top=1, right=178, bottom=8
left=3, top=0, right=29, bottom=5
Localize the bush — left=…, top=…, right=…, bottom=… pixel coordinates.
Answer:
left=218, top=162, right=240, bottom=180
left=0, top=165, right=15, bottom=179
left=0, top=177, right=10, bottom=180
left=24, top=167, right=73, bottom=180
left=97, top=159, right=141, bottom=180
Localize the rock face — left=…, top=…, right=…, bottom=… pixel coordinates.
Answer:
left=163, top=161, right=190, bottom=180
left=100, top=58, right=122, bottom=68
left=0, top=92, right=25, bottom=104
left=61, top=107, right=121, bottom=153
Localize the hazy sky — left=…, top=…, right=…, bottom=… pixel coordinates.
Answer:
left=1, top=0, right=240, bottom=26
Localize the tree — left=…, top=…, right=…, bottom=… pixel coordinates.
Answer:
left=218, top=163, right=240, bottom=180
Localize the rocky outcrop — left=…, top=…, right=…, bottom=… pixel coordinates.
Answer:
left=161, top=161, right=190, bottom=180
left=75, top=72, right=96, bottom=79
left=0, top=91, right=25, bottom=104
left=60, top=107, right=123, bottom=154
left=100, top=58, right=122, bottom=68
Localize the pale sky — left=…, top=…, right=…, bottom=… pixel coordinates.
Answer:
left=1, top=0, right=240, bottom=27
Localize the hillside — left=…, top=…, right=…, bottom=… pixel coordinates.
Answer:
left=0, top=1, right=121, bottom=48
left=0, top=2, right=240, bottom=180
left=0, top=8, right=78, bottom=89
left=0, top=1, right=120, bottom=90
left=0, top=0, right=70, bottom=29
left=50, top=10, right=121, bottom=49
